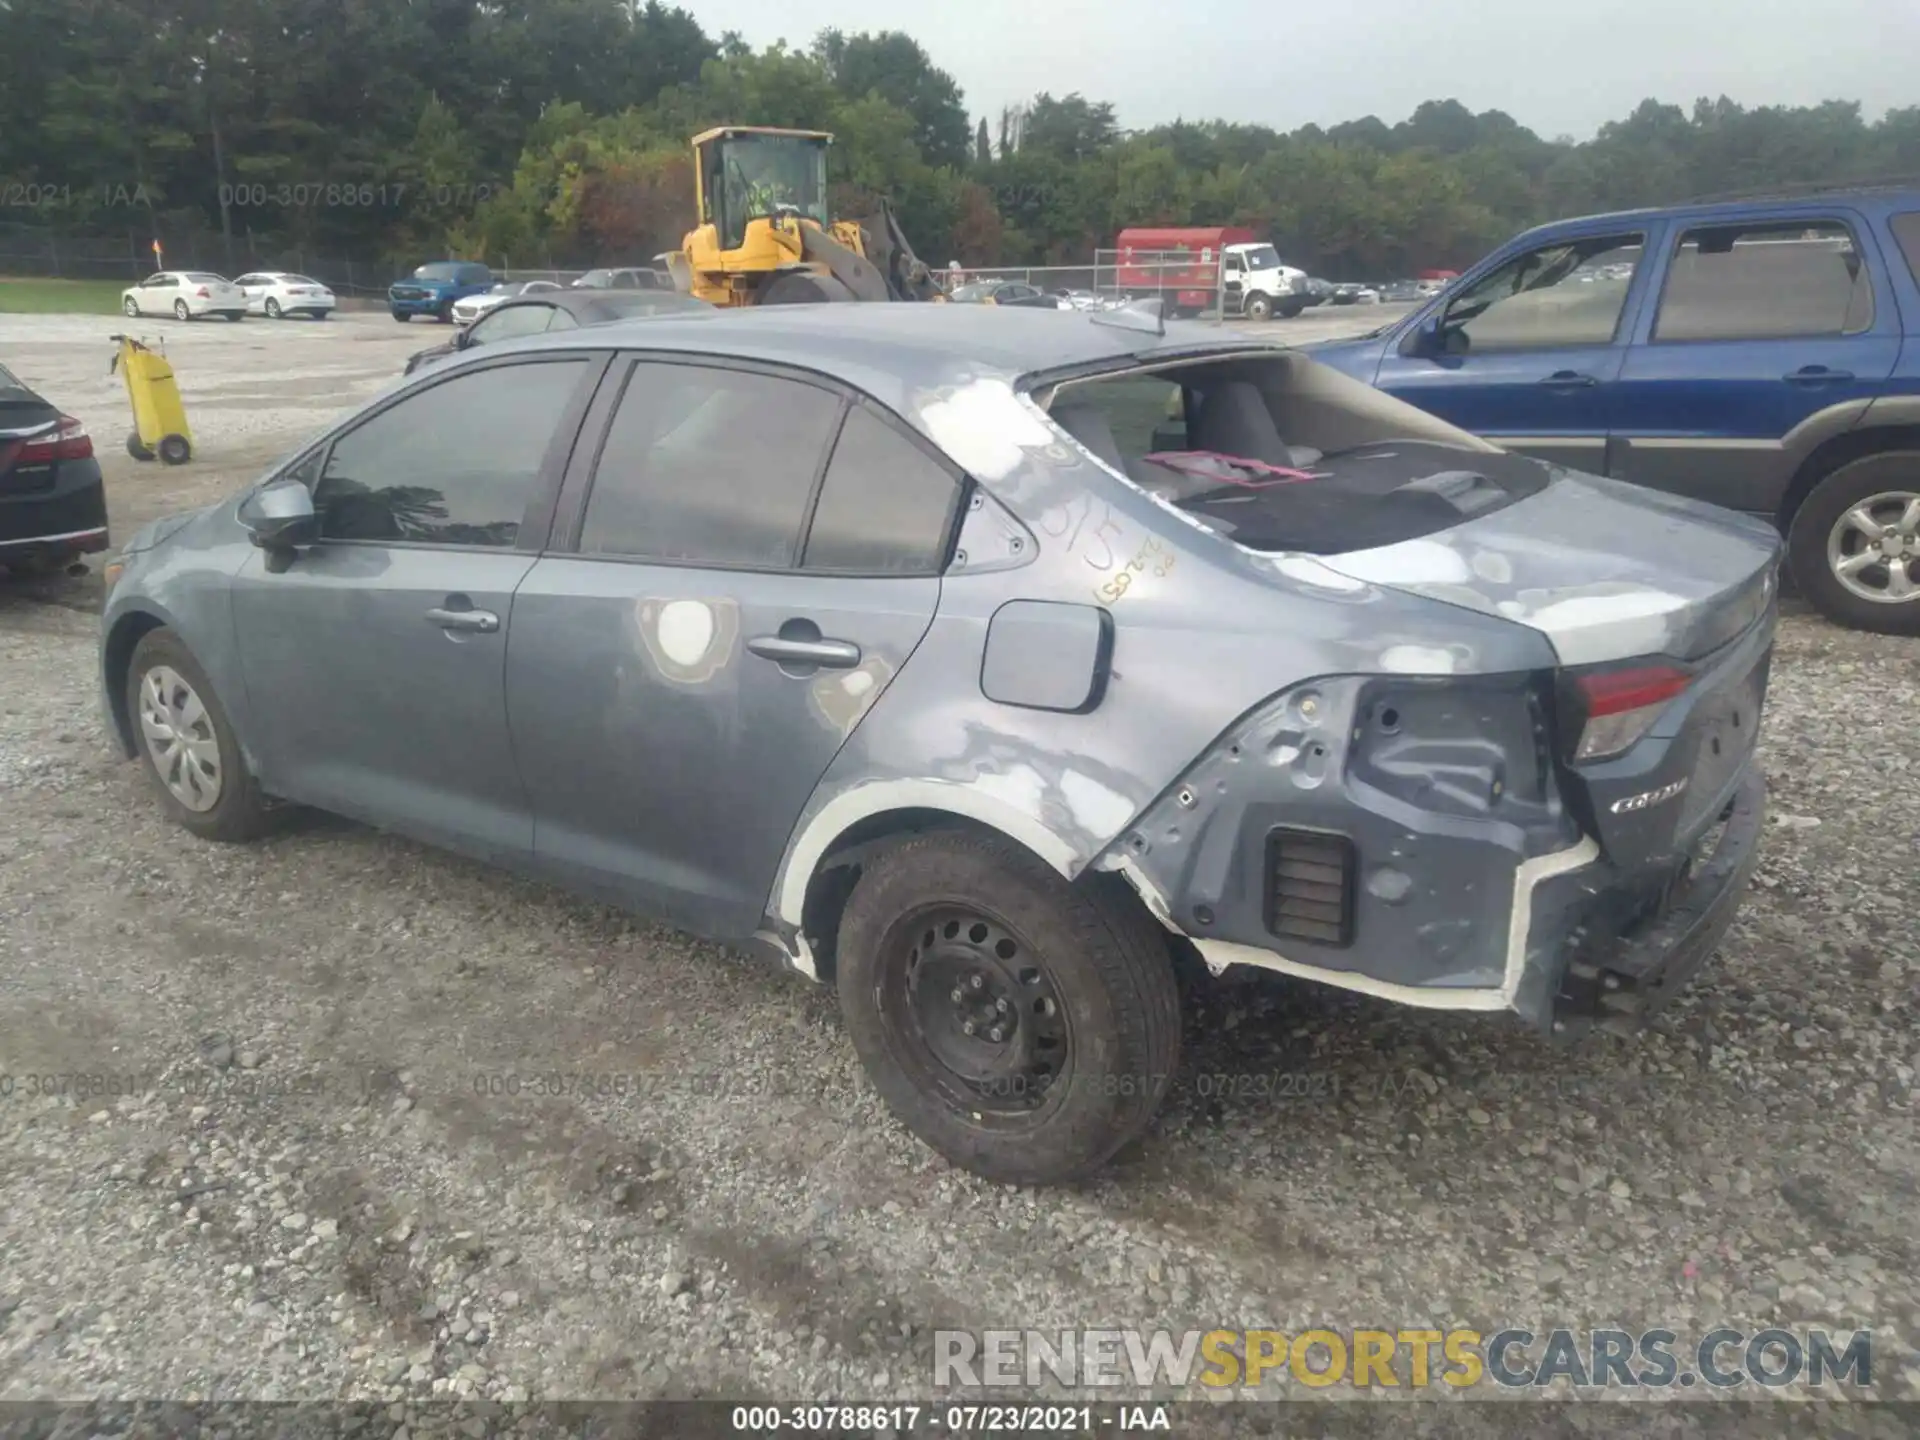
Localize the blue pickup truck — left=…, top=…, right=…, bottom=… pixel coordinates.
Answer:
left=1311, top=188, right=1920, bottom=634
left=387, top=261, right=495, bottom=324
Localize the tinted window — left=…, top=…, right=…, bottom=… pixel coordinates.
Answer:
left=459, top=265, right=492, bottom=286
left=1654, top=221, right=1872, bottom=341
left=315, top=359, right=585, bottom=547
left=1891, top=213, right=1920, bottom=287
left=580, top=362, right=842, bottom=566
left=469, top=303, right=555, bottom=345
left=1441, top=234, right=1643, bottom=350
left=804, top=406, right=960, bottom=574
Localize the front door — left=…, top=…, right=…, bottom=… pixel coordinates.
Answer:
left=1609, top=214, right=1902, bottom=515
left=1372, top=230, right=1651, bottom=472
left=507, top=359, right=961, bottom=938
left=231, top=354, right=598, bottom=862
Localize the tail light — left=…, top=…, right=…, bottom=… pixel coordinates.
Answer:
left=17, top=415, right=93, bottom=463
left=1568, top=663, right=1691, bottom=762
left=196, top=286, right=210, bottom=298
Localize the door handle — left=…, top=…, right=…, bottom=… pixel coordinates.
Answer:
left=1539, top=370, right=1599, bottom=387
left=425, top=606, right=499, bottom=633
left=746, top=635, right=861, bottom=668
left=1784, top=366, right=1853, bottom=384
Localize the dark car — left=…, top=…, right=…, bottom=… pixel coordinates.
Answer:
left=0, top=362, right=107, bottom=573
left=1310, top=187, right=1920, bottom=633
left=403, top=289, right=715, bottom=375
left=103, top=304, right=1777, bottom=1185
left=948, top=279, right=1067, bottom=310
left=388, top=261, right=495, bottom=323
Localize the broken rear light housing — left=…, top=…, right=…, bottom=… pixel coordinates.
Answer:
left=1565, top=662, right=1692, bottom=763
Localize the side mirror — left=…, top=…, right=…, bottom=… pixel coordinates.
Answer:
left=453, top=328, right=473, bottom=350
left=239, top=479, right=317, bottom=552
left=1403, top=313, right=1445, bottom=357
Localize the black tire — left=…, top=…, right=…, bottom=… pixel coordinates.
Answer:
left=173, top=300, right=191, bottom=321
left=313, top=310, right=329, bottom=320
left=758, top=271, right=859, bottom=305
left=125, top=628, right=275, bottom=843
left=122, top=296, right=139, bottom=318
left=836, top=830, right=1181, bottom=1185
left=264, top=298, right=282, bottom=318
left=157, top=433, right=191, bottom=466
left=1279, top=299, right=1308, bottom=318
left=436, top=300, right=454, bottom=323
left=225, top=311, right=244, bottom=322
left=1243, top=294, right=1273, bottom=321
left=391, top=310, right=411, bottom=323
left=126, top=430, right=154, bottom=462
left=1786, top=449, right=1920, bottom=635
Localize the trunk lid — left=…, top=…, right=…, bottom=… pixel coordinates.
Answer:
left=1315, top=469, right=1781, bottom=666
left=0, top=387, right=60, bottom=495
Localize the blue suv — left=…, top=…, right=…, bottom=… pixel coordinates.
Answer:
left=1311, top=189, right=1920, bottom=634
left=388, top=261, right=495, bottom=324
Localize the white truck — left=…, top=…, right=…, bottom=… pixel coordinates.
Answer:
left=1221, top=242, right=1312, bottom=320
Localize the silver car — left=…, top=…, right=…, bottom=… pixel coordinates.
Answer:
left=100, top=304, right=1780, bottom=1184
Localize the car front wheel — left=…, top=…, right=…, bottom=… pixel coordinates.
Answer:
left=122, top=296, right=139, bottom=317
left=264, top=298, right=282, bottom=318
left=836, top=830, right=1181, bottom=1185
left=173, top=300, right=191, bottom=321
left=126, top=628, right=274, bottom=842
left=1788, top=450, right=1920, bottom=635
left=1244, top=294, right=1273, bottom=321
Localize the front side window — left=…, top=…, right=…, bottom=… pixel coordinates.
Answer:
left=1653, top=220, right=1873, bottom=342
left=579, top=361, right=842, bottom=567
left=1890, top=213, right=1920, bottom=288
left=1438, top=234, right=1644, bottom=351
left=314, top=359, right=586, bottom=547
left=803, top=406, right=961, bottom=575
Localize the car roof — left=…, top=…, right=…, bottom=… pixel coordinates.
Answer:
left=489, top=303, right=1281, bottom=400
left=1513, top=186, right=1920, bottom=244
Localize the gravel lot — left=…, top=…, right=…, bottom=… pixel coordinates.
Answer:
left=1, top=301, right=1916, bottom=1420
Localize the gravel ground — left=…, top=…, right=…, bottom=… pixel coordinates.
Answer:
left=0, top=303, right=1916, bottom=1422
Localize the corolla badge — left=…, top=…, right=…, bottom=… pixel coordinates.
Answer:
left=1610, top=777, right=1690, bottom=814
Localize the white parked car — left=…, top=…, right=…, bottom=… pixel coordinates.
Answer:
left=121, top=272, right=247, bottom=322
left=451, top=280, right=563, bottom=325
left=234, top=271, right=336, bottom=320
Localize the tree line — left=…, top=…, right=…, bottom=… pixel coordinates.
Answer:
left=2, top=0, right=1917, bottom=280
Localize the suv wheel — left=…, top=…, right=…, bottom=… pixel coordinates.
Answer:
left=126, top=628, right=275, bottom=842
left=836, top=830, right=1181, bottom=1185
left=1787, top=450, right=1920, bottom=635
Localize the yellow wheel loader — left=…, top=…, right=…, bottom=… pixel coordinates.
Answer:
left=667, top=127, right=944, bottom=306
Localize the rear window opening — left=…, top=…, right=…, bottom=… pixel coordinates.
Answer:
left=1039, top=352, right=1549, bottom=554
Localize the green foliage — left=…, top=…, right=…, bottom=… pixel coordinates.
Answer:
left=1, top=0, right=1914, bottom=280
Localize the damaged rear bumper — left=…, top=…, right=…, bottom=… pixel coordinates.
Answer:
left=1543, top=763, right=1766, bottom=1036
left=1098, top=671, right=1767, bottom=1034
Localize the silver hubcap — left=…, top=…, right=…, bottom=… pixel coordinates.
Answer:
left=138, top=666, right=223, bottom=811
left=1828, top=490, right=1920, bottom=604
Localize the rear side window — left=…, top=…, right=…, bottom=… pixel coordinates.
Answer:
left=315, top=358, right=586, bottom=547
left=579, top=362, right=843, bottom=567
left=1890, top=213, right=1920, bottom=288
left=1654, top=221, right=1873, bottom=341
left=802, top=406, right=961, bottom=574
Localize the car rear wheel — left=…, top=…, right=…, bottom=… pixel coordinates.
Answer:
left=173, top=300, right=191, bottom=321
left=1788, top=451, right=1920, bottom=635
left=122, top=296, right=139, bottom=317
left=127, top=629, right=274, bottom=842
left=264, top=298, right=282, bottom=319
left=391, top=310, right=410, bottom=323
left=835, top=830, right=1181, bottom=1185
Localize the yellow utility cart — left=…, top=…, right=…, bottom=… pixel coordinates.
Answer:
left=110, top=333, right=192, bottom=465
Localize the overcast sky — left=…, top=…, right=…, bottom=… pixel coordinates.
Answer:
left=692, top=0, right=1917, bottom=141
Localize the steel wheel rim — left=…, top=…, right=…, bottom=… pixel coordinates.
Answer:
left=1827, top=489, right=1920, bottom=604
left=879, top=904, right=1074, bottom=1122
left=138, top=665, right=223, bottom=811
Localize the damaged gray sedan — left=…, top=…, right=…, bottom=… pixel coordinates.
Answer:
left=99, top=304, right=1780, bottom=1185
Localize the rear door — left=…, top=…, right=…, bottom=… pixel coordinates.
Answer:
left=1369, top=228, right=1654, bottom=472
left=506, top=356, right=960, bottom=937
left=1609, top=211, right=1901, bottom=515
left=231, top=352, right=604, bottom=861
